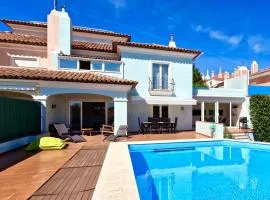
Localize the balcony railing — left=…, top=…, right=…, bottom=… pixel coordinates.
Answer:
left=148, top=76, right=175, bottom=96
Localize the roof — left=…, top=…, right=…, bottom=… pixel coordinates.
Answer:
left=0, top=32, right=114, bottom=52
left=250, top=67, right=270, bottom=78
left=1, top=19, right=131, bottom=40
left=0, top=66, right=137, bottom=86
left=113, top=41, right=202, bottom=58
left=59, top=54, right=120, bottom=61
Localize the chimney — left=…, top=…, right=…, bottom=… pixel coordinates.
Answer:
left=218, top=67, right=223, bottom=78
left=251, top=60, right=259, bottom=74
left=224, top=71, right=230, bottom=79
left=205, top=69, right=210, bottom=80
left=168, top=34, right=176, bottom=48
left=47, top=6, right=71, bottom=69
left=211, top=70, right=215, bottom=78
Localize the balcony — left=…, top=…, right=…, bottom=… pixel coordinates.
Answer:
left=148, top=76, right=175, bottom=96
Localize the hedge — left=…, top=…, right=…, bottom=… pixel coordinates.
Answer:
left=250, top=95, right=270, bottom=142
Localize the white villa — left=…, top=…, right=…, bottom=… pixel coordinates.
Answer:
left=0, top=7, right=250, bottom=136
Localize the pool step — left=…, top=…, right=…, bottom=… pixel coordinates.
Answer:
left=153, top=147, right=195, bottom=152
left=233, top=134, right=252, bottom=141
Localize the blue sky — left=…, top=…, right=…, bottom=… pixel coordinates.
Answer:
left=0, top=0, right=270, bottom=74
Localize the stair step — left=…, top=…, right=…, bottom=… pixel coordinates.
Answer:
left=234, top=136, right=250, bottom=139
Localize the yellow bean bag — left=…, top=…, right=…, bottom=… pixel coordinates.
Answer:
left=26, top=137, right=67, bottom=151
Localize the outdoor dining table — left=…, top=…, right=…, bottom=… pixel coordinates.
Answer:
left=142, top=121, right=175, bottom=133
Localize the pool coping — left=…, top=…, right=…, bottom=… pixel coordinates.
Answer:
left=92, top=138, right=269, bottom=200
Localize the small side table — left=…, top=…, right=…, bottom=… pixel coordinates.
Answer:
left=81, top=128, right=93, bottom=136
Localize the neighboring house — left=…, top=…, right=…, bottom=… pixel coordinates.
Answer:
left=250, top=67, right=270, bottom=86
left=0, top=7, right=250, bottom=135
left=203, top=68, right=230, bottom=88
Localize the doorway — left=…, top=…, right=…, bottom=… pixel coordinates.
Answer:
left=82, top=102, right=105, bottom=130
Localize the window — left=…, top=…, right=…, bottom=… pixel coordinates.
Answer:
left=60, top=59, right=77, bottom=69
left=91, top=62, right=103, bottom=71
left=153, top=106, right=160, bottom=118
left=153, top=105, right=169, bottom=118
left=69, top=101, right=81, bottom=130
left=192, top=110, right=201, bottom=116
left=152, top=63, right=169, bottom=89
left=162, top=106, right=168, bottom=118
left=104, top=62, right=120, bottom=72
left=79, top=60, right=91, bottom=70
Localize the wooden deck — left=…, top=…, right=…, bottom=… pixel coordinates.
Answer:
left=0, top=131, right=207, bottom=200
left=30, top=145, right=108, bottom=200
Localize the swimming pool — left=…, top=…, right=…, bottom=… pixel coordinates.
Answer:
left=129, top=140, right=270, bottom=200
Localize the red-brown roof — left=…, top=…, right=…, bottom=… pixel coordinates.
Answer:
left=1, top=19, right=131, bottom=40
left=0, top=32, right=202, bottom=57
left=250, top=67, right=270, bottom=77
left=59, top=54, right=120, bottom=61
left=113, top=41, right=202, bottom=57
left=0, top=32, right=114, bottom=52
left=0, top=66, right=137, bottom=86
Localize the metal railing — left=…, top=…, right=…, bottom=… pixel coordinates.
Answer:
left=148, top=76, right=175, bottom=92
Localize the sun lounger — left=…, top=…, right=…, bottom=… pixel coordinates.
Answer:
left=54, top=124, right=86, bottom=143
left=103, top=125, right=128, bottom=142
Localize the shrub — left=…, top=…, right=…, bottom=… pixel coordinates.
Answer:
left=224, top=127, right=233, bottom=139
left=250, top=95, right=270, bottom=142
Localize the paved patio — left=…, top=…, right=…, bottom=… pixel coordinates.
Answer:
left=0, top=131, right=208, bottom=200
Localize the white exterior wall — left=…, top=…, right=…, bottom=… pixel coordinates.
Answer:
left=122, top=51, right=193, bottom=99
left=121, top=49, right=194, bottom=132
left=127, top=102, right=151, bottom=132
left=195, top=121, right=224, bottom=138
left=169, top=105, right=193, bottom=130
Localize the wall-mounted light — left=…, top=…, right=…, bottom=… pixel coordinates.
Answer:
left=51, top=104, right=56, bottom=109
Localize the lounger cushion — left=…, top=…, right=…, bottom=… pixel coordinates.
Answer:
left=69, top=135, right=87, bottom=143
left=26, top=137, right=67, bottom=151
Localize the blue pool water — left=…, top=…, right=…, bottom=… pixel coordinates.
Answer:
left=129, top=141, right=270, bottom=200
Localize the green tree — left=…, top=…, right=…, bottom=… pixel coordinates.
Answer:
left=193, top=64, right=207, bottom=87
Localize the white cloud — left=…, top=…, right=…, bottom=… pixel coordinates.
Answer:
left=109, top=0, right=126, bottom=9
left=192, top=25, right=243, bottom=47
left=248, top=35, right=270, bottom=54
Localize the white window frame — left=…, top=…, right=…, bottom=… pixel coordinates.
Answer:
left=150, top=61, right=172, bottom=90
left=59, top=57, right=122, bottom=73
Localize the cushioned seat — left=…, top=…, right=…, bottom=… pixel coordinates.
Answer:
left=26, top=137, right=67, bottom=152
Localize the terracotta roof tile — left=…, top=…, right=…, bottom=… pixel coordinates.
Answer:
left=0, top=32, right=114, bottom=52
left=0, top=31, right=201, bottom=57
left=1, top=19, right=131, bottom=40
left=72, top=40, right=113, bottom=52
left=113, top=41, right=202, bottom=58
left=0, top=32, right=47, bottom=46
left=0, top=66, right=137, bottom=86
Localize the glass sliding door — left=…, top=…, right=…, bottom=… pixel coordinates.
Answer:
left=82, top=102, right=105, bottom=130
left=107, top=102, right=114, bottom=126
left=69, top=101, right=81, bottom=131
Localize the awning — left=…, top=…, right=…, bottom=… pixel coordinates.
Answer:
left=130, top=96, right=196, bottom=105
